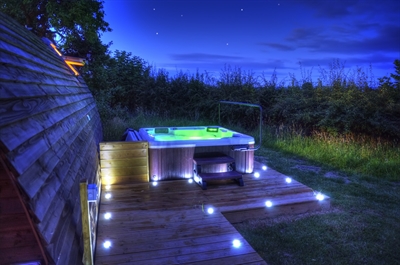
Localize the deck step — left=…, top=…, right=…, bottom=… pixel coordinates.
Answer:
left=193, top=152, right=235, bottom=165
left=199, top=171, right=242, bottom=180
left=193, top=152, right=244, bottom=190
left=197, top=171, right=244, bottom=190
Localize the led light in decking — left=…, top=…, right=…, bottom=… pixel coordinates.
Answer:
left=315, top=192, right=325, bottom=201
left=265, top=200, right=273, bottom=207
left=232, top=239, right=242, bottom=248
left=103, top=241, right=111, bottom=249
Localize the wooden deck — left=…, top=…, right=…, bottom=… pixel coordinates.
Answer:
left=95, top=161, right=330, bottom=264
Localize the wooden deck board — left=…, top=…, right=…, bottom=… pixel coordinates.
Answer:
left=95, top=161, right=330, bottom=264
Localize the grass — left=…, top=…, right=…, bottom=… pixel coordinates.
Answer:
left=235, top=146, right=400, bottom=265
left=103, top=114, right=400, bottom=265
left=262, top=128, right=400, bottom=181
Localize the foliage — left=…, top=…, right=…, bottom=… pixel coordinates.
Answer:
left=390, top=59, right=400, bottom=86
left=0, top=0, right=111, bottom=47
left=1, top=0, right=113, bottom=96
left=91, top=54, right=399, bottom=141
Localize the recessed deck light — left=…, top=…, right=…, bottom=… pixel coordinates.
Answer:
left=316, top=192, right=325, bottom=201
left=105, top=193, right=111, bottom=199
left=194, top=175, right=200, bottom=183
left=207, top=207, right=214, bottom=214
left=232, top=239, right=242, bottom=248
left=265, top=200, right=273, bottom=207
left=254, top=172, right=260, bottom=178
left=104, top=212, right=111, bottom=220
left=103, top=240, right=111, bottom=249
left=285, top=177, right=292, bottom=183
left=262, top=165, right=267, bottom=170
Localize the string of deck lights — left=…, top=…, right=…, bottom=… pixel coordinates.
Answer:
left=252, top=164, right=325, bottom=203
left=152, top=174, right=195, bottom=186
left=102, top=176, right=196, bottom=250
left=202, top=205, right=243, bottom=248
left=103, top=184, right=113, bottom=249
left=101, top=163, right=325, bottom=250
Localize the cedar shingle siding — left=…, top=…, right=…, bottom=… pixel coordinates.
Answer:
left=0, top=12, right=102, bottom=264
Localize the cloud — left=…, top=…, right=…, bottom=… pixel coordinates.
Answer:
left=293, top=53, right=397, bottom=80
left=170, top=53, right=244, bottom=62
left=283, top=23, right=400, bottom=55
left=297, top=0, right=359, bottom=18
left=296, top=53, right=394, bottom=67
left=161, top=59, right=290, bottom=76
left=297, top=0, right=399, bottom=20
left=285, top=27, right=323, bottom=42
left=168, top=52, right=293, bottom=74
left=258, top=42, right=295, bottom=51
left=330, top=22, right=380, bottom=35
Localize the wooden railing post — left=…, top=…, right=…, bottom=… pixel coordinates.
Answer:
left=80, top=181, right=93, bottom=265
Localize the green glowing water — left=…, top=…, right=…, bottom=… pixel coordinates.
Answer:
left=151, top=128, right=233, bottom=141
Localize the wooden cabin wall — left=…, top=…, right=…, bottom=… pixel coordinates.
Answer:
left=0, top=12, right=103, bottom=264
left=0, top=154, right=46, bottom=264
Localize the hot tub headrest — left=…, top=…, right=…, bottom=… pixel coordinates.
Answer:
left=154, top=127, right=169, bottom=134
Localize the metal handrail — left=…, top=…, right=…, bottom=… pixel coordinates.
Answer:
left=218, top=100, right=262, bottom=151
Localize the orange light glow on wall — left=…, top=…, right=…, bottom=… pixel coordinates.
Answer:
left=50, top=43, right=62, bottom=56
left=65, top=63, right=80, bottom=76
left=64, top=56, right=85, bottom=76
left=48, top=42, right=85, bottom=76
left=65, top=60, right=85, bottom=66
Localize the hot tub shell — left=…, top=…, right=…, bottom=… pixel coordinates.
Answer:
left=135, top=126, right=255, bottom=181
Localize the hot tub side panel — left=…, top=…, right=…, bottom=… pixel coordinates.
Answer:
left=149, top=147, right=195, bottom=180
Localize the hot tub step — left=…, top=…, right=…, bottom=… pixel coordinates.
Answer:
left=198, top=171, right=244, bottom=190
left=193, top=152, right=235, bottom=165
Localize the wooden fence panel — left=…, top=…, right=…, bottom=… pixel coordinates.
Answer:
left=100, top=142, right=149, bottom=184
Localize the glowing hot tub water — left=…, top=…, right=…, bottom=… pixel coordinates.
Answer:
left=131, top=126, right=255, bottom=181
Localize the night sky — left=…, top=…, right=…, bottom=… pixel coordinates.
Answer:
left=102, top=0, right=400, bottom=83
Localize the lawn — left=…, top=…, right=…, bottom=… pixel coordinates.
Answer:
left=234, top=146, right=400, bottom=265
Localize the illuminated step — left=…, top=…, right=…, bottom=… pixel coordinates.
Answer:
left=193, top=152, right=235, bottom=165
left=197, top=171, right=244, bottom=190
left=199, top=171, right=242, bottom=180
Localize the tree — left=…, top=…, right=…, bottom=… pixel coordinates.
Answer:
left=0, top=0, right=111, bottom=48
left=390, top=59, right=400, bottom=87
left=1, top=0, right=114, bottom=91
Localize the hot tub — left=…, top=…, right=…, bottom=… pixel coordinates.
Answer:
left=135, top=126, right=255, bottom=181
